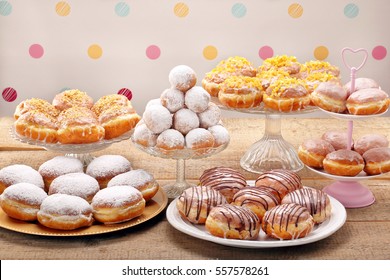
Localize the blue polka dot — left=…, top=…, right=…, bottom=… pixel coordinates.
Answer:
left=344, top=3, right=359, bottom=18
left=0, top=1, right=12, bottom=16
left=115, top=2, right=130, bottom=17
left=231, top=3, right=247, bottom=18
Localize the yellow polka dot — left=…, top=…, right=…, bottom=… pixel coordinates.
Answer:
left=314, top=46, right=329, bottom=60
left=288, top=3, right=303, bottom=18
left=55, top=1, right=71, bottom=17
left=203, top=45, right=218, bottom=60
left=174, top=2, right=189, bottom=18
left=88, top=44, right=103, bottom=59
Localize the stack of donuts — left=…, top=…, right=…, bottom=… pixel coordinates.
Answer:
left=0, top=155, right=159, bottom=230
left=202, top=55, right=343, bottom=112
left=298, top=131, right=390, bottom=176
left=311, top=77, right=390, bottom=115
left=176, top=167, right=332, bottom=241
left=133, top=65, right=230, bottom=154
left=13, top=89, right=141, bottom=144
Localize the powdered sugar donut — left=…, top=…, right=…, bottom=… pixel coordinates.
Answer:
left=38, top=156, right=84, bottom=192
left=0, top=164, right=44, bottom=194
left=173, top=108, right=200, bottom=135
left=0, top=183, right=48, bottom=221
left=160, top=88, right=185, bottom=113
left=185, top=86, right=210, bottom=113
left=145, top=98, right=162, bottom=109
left=37, top=194, right=94, bottom=230
left=91, top=185, right=146, bottom=224
left=169, top=65, right=197, bottom=92
left=49, top=173, right=100, bottom=203
left=156, top=129, right=185, bottom=150
left=133, top=123, right=158, bottom=147
left=86, top=155, right=132, bottom=189
left=185, top=128, right=215, bottom=149
left=208, top=125, right=230, bottom=147
left=198, top=102, right=221, bottom=128
left=108, top=169, right=159, bottom=201
left=143, top=104, right=172, bottom=134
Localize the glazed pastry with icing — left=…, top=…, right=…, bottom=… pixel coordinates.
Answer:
left=14, top=98, right=59, bottom=120
left=199, top=166, right=246, bottom=203
left=205, top=204, right=260, bottom=240
left=299, top=60, right=340, bottom=79
left=344, top=77, right=379, bottom=96
left=231, top=187, right=280, bottom=221
left=107, top=169, right=159, bottom=201
left=311, top=82, right=348, bottom=113
left=255, top=169, right=303, bottom=200
left=37, top=194, right=94, bottom=230
left=0, top=164, right=44, bottom=194
left=259, top=55, right=301, bottom=75
left=262, top=203, right=314, bottom=240
left=86, top=155, right=132, bottom=189
left=56, top=106, right=105, bottom=144
left=281, top=188, right=332, bottom=224
left=354, top=134, right=389, bottom=155
left=298, top=138, right=335, bottom=168
left=363, top=147, right=390, bottom=175
left=321, top=130, right=352, bottom=151
left=323, top=149, right=364, bottom=176
left=346, top=88, right=390, bottom=115
left=176, top=185, right=227, bottom=224
left=91, top=185, right=145, bottom=224
left=0, top=183, right=48, bottom=221
left=38, top=156, right=84, bottom=192
left=52, top=89, right=94, bottom=111
left=91, top=94, right=132, bottom=116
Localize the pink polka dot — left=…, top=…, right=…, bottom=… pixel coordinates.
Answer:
left=372, top=45, right=387, bottom=60
left=2, top=87, right=17, bottom=102
left=146, top=45, right=161, bottom=60
left=118, top=88, right=133, bottom=100
left=29, top=44, right=44, bottom=59
left=258, top=46, right=274, bottom=60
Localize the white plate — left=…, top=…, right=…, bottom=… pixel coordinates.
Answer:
left=306, top=166, right=385, bottom=181
left=318, top=108, right=388, bottom=120
left=166, top=187, right=346, bottom=248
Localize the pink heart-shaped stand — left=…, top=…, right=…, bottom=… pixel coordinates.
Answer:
left=341, top=47, right=368, bottom=73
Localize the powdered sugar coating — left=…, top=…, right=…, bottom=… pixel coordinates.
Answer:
left=173, top=108, right=200, bottom=135
left=91, top=185, right=143, bottom=208
left=49, top=173, right=100, bottom=202
left=156, top=129, right=185, bottom=150
left=160, top=88, right=185, bottom=113
left=185, top=128, right=214, bottom=149
left=145, top=98, right=162, bottom=109
left=185, top=86, right=211, bottom=113
left=133, top=123, right=158, bottom=147
left=169, top=65, right=197, bottom=92
left=1, top=183, right=47, bottom=206
left=86, top=155, right=132, bottom=179
left=198, top=102, right=221, bottom=128
left=143, top=104, right=173, bottom=134
left=38, top=156, right=83, bottom=178
left=39, top=193, right=92, bottom=216
left=108, top=169, right=155, bottom=189
left=208, top=125, right=230, bottom=147
left=0, top=164, right=44, bottom=189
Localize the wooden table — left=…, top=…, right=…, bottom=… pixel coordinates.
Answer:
left=0, top=116, right=389, bottom=260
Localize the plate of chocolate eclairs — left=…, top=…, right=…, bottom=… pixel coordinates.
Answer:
left=11, top=89, right=141, bottom=152
left=166, top=167, right=347, bottom=248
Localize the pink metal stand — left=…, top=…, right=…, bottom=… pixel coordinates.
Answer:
left=322, top=47, right=375, bottom=208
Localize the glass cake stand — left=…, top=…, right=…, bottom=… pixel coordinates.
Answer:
left=10, top=126, right=134, bottom=165
left=212, top=97, right=317, bottom=174
left=131, top=138, right=229, bottom=198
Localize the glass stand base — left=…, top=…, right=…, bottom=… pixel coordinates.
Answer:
left=162, top=158, right=196, bottom=199
left=323, top=181, right=375, bottom=208
left=65, top=153, right=96, bottom=166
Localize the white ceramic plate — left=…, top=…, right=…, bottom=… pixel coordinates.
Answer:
left=166, top=187, right=346, bottom=248
left=318, top=108, right=388, bottom=120
left=306, top=166, right=385, bottom=181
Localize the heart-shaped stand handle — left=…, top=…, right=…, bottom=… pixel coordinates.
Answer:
left=341, top=47, right=368, bottom=94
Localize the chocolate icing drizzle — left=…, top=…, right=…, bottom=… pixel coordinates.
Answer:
left=199, top=167, right=247, bottom=193
left=232, top=187, right=280, bottom=210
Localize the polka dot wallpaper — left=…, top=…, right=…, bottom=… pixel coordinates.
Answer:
left=0, top=0, right=388, bottom=116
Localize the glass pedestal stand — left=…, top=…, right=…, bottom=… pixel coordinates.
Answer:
left=162, top=158, right=197, bottom=198
left=240, top=114, right=303, bottom=174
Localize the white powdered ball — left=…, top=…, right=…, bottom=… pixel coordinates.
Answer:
left=145, top=98, right=162, bottom=109
left=185, top=128, right=214, bottom=149
left=208, top=125, right=230, bottom=147
left=133, top=123, right=158, bottom=147
left=198, top=102, right=221, bottom=128
left=173, top=108, right=200, bottom=135
left=143, top=104, right=172, bottom=134
left=169, top=65, right=197, bottom=92
left=185, top=86, right=210, bottom=113
left=160, top=88, right=185, bottom=113
left=156, top=129, right=185, bottom=150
